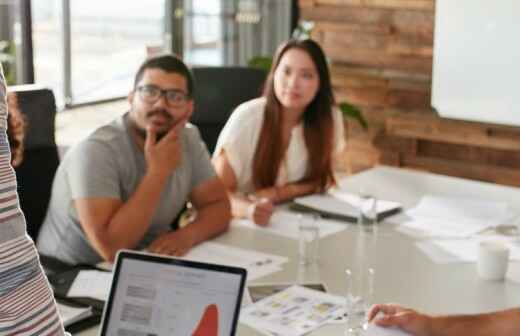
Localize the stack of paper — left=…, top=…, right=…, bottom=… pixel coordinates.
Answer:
left=180, top=242, right=288, bottom=281
left=240, top=285, right=345, bottom=336
left=401, top=195, right=514, bottom=238
left=232, top=209, right=346, bottom=240
left=67, top=270, right=113, bottom=301
left=57, top=302, right=93, bottom=327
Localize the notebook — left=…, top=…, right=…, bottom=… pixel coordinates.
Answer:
left=291, top=191, right=402, bottom=223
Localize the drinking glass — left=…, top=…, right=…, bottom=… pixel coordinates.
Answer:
left=345, top=267, right=375, bottom=335
left=298, top=213, right=320, bottom=265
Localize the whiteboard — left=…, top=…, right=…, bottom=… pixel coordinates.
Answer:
left=432, top=0, right=520, bottom=126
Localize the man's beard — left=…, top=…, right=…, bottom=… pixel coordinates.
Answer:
left=131, top=108, right=174, bottom=141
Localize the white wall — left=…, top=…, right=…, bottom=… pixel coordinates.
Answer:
left=432, top=0, right=520, bottom=126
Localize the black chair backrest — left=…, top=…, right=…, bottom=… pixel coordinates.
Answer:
left=191, top=67, right=266, bottom=154
left=11, top=85, right=59, bottom=241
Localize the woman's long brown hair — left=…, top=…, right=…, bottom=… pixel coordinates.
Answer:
left=6, top=92, right=26, bottom=167
left=252, top=39, right=335, bottom=192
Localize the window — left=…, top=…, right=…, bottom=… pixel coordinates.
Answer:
left=32, top=0, right=169, bottom=106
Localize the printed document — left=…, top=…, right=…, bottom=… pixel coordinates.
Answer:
left=233, top=209, right=346, bottom=240
left=67, top=270, right=113, bottom=301
left=241, top=285, right=344, bottom=336
left=180, top=242, right=288, bottom=281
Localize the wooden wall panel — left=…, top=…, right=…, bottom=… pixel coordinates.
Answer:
left=299, top=0, right=520, bottom=186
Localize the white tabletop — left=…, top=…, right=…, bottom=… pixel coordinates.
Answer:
left=77, top=166, right=520, bottom=335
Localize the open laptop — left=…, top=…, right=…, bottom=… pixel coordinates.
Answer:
left=98, top=250, right=247, bottom=336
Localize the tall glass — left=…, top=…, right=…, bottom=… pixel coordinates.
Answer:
left=345, top=268, right=375, bottom=335
left=346, top=205, right=379, bottom=335
left=358, top=194, right=378, bottom=234
left=298, top=213, right=320, bottom=266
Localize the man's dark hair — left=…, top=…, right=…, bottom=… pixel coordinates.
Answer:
left=133, top=54, right=194, bottom=96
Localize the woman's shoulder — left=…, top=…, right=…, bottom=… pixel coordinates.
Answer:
left=229, top=97, right=266, bottom=124
left=215, top=97, right=266, bottom=152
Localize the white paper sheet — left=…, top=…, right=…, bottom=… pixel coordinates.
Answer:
left=402, top=195, right=516, bottom=238
left=240, top=285, right=345, bottom=336
left=67, top=270, right=113, bottom=301
left=57, top=302, right=93, bottom=327
left=400, top=217, right=487, bottom=238
left=407, top=195, right=512, bottom=226
left=233, top=210, right=346, bottom=240
left=180, top=242, right=288, bottom=281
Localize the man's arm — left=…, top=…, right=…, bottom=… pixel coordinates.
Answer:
left=0, top=65, right=66, bottom=334
left=75, top=125, right=184, bottom=262
left=148, top=176, right=231, bottom=256
left=369, top=304, right=520, bottom=336
left=74, top=170, right=170, bottom=262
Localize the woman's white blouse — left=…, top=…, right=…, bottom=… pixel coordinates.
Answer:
left=214, top=97, right=346, bottom=193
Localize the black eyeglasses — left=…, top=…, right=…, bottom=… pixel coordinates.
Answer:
left=137, top=85, right=190, bottom=105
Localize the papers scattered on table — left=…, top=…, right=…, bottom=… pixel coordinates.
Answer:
left=240, top=285, right=345, bottom=336
left=416, top=236, right=520, bottom=264
left=232, top=209, right=346, bottom=240
left=180, top=242, right=288, bottom=281
left=57, top=302, right=93, bottom=327
left=401, top=195, right=515, bottom=238
left=293, top=191, right=401, bottom=223
left=399, top=217, right=487, bottom=238
left=67, top=270, right=113, bottom=301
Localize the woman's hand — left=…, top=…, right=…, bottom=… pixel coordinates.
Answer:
left=247, top=198, right=274, bottom=226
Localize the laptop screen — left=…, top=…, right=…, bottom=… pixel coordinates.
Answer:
left=99, top=251, right=246, bottom=336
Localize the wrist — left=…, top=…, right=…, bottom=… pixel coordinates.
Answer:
left=146, top=165, right=171, bottom=181
left=178, top=226, right=197, bottom=247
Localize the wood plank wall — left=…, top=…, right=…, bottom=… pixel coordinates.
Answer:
left=299, top=0, right=520, bottom=187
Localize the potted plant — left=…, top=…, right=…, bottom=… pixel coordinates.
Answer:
left=0, top=40, right=16, bottom=85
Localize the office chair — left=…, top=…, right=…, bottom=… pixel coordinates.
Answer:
left=191, top=66, right=266, bottom=154
left=11, top=85, right=60, bottom=241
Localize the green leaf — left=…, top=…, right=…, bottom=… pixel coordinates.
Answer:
left=0, top=40, right=16, bottom=85
left=339, top=102, right=368, bottom=130
left=248, top=56, right=272, bottom=73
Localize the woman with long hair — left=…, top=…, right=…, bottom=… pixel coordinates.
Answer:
left=213, top=39, right=346, bottom=225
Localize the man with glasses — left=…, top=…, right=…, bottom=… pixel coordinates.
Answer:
left=38, top=54, right=231, bottom=265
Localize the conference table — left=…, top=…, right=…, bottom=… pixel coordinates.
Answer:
left=78, top=165, right=520, bottom=335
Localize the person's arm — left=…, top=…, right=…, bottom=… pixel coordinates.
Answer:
left=75, top=125, right=184, bottom=262
left=0, top=66, right=67, bottom=334
left=213, top=150, right=274, bottom=225
left=253, top=181, right=319, bottom=204
left=147, top=176, right=230, bottom=256
left=369, top=304, right=520, bottom=336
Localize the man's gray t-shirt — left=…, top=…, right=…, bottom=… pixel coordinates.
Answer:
left=37, top=113, right=216, bottom=265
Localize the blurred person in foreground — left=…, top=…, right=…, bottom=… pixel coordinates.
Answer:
left=0, top=64, right=67, bottom=335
